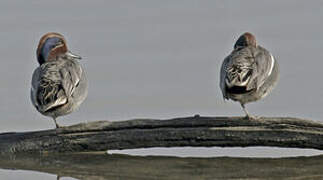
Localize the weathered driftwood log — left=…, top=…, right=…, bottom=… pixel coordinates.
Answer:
left=1, top=153, right=323, bottom=179
left=1, top=116, right=323, bottom=154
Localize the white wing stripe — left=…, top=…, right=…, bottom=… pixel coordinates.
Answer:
left=268, top=54, right=275, bottom=76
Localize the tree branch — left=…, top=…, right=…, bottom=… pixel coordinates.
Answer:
left=1, top=116, right=323, bottom=154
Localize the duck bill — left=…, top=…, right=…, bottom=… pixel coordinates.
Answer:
left=66, top=51, right=82, bottom=60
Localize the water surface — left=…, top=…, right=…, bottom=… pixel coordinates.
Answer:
left=0, top=0, right=323, bottom=179
left=1, top=153, right=323, bottom=180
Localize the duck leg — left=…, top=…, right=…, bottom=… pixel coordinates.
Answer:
left=240, top=103, right=254, bottom=119
left=53, top=117, right=61, bottom=128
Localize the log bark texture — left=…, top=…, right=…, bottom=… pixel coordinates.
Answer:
left=1, top=116, right=323, bottom=154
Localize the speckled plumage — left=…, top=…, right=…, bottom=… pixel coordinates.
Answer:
left=31, top=32, right=87, bottom=128
left=220, top=32, right=279, bottom=117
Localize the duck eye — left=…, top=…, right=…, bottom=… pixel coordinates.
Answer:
left=56, top=40, right=64, bottom=46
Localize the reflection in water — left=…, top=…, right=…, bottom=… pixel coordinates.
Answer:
left=0, top=153, right=323, bottom=180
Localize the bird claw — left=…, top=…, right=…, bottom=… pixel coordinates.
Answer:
left=55, top=124, right=65, bottom=129
left=244, top=114, right=258, bottom=120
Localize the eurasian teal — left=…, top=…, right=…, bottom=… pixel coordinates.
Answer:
left=220, top=32, right=279, bottom=118
left=31, top=32, right=88, bottom=128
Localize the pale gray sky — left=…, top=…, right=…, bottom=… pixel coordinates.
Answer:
left=0, top=1, right=323, bottom=178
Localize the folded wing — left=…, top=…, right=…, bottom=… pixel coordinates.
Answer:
left=221, top=46, right=274, bottom=96
left=31, top=59, right=82, bottom=113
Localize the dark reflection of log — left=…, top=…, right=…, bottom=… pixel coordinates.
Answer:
left=1, top=153, right=323, bottom=180
left=1, top=116, right=323, bottom=153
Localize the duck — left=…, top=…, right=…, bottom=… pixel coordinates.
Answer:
left=220, top=32, right=279, bottom=118
left=31, top=32, right=88, bottom=128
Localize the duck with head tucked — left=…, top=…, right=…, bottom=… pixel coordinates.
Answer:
left=220, top=32, right=279, bottom=118
left=31, top=32, right=88, bottom=128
